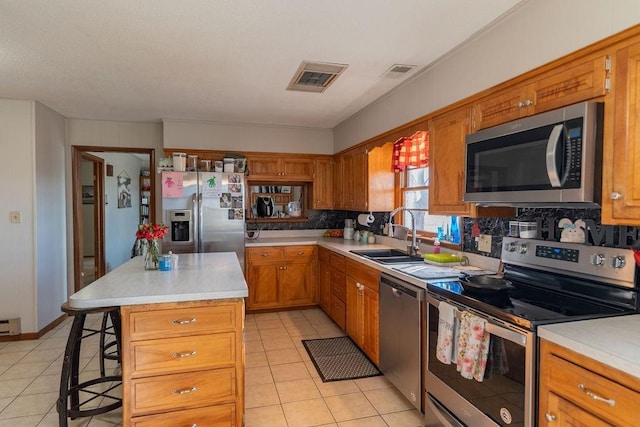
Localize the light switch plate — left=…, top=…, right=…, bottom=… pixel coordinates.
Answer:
left=9, top=211, right=21, bottom=224
left=478, top=234, right=492, bottom=252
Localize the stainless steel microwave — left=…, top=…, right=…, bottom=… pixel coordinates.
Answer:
left=464, top=101, right=603, bottom=207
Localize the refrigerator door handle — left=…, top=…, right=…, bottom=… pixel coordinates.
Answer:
left=191, top=192, right=199, bottom=252
left=198, top=192, right=204, bottom=253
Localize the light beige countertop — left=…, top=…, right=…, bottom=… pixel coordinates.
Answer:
left=69, top=252, right=248, bottom=309
left=538, top=315, right=640, bottom=378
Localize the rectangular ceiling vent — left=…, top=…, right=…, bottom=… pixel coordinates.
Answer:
left=383, top=64, right=417, bottom=79
left=287, top=61, right=349, bottom=93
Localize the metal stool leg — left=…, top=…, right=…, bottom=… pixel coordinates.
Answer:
left=57, top=311, right=86, bottom=427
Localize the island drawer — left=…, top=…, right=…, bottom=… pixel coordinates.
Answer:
left=130, top=368, right=235, bottom=416
left=130, top=333, right=236, bottom=377
left=131, top=403, right=236, bottom=427
left=246, top=247, right=284, bottom=261
left=124, top=303, right=237, bottom=340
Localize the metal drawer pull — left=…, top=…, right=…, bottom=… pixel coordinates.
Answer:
left=173, top=386, right=197, bottom=395
left=261, top=253, right=271, bottom=257
left=578, top=384, right=616, bottom=406
left=172, top=350, right=197, bottom=358
left=297, top=252, right=305, bottom=255
left=545, top=413, right=556, bottom=422
left=172, top=318, right=197, bottom=325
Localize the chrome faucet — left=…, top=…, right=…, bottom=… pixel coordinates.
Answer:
left=388, top=207, right=420, bottom=256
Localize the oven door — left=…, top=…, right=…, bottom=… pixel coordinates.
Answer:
left=425, top=293, right=535, bottom=427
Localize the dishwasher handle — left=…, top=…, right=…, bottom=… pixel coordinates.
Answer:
left=380, top=273, right=425, bottom=301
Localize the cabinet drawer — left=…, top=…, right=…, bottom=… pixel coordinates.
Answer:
left=130, top=368, right=235, bottom=416
left=318, top=247, right=331, bottom=264
left=330, top=294, right=346, bottom=330
left=346, top=259, right=379, bottom=290
left=246, top=247, right=284, bottom=262
left=330, top=253, right=346, bottom=272
left=130, top=333, right=235, bottom=377
left=330, top=270, right=346, bottom=302
left=126, top=304, right=237, bottom=341
left=546, top=352, right=640, bottom=425
left=131, top=403, right=235, bottom=427
left=284, top=245, right=316, bottom=261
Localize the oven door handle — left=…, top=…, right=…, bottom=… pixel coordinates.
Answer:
left=425, top=393, right=465, bottom=427
left=429, top=294, right=527, bottom=347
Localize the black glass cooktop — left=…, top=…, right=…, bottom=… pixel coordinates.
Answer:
left=428, top=267, right=638, bottom=331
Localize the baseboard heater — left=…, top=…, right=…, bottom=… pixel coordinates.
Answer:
left=0, top=318, right=21, bottom=336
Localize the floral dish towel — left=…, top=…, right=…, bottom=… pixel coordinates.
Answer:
left=456, top=311, right=490, bottom=381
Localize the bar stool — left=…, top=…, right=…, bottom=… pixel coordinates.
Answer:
left=57, top=303, right=123, bottom=426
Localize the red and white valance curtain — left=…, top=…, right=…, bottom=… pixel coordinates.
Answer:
left=391, top=130, right=429, bottom=172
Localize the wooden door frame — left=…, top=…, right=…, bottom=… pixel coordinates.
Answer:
left=72, top=146, right=155, bottom=292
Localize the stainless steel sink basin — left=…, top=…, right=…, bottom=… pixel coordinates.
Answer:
left=350, top=249, right=424, bottom=264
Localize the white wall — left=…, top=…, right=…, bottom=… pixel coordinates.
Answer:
left=100, top=153, right=144, bottom=272
left=0, top=99, right=37, bottom=332
left=163, top=119, right=333, bottom=155
left=34, top=102, right=67, bottom=330
left=334, top=0, right=640, bottom=151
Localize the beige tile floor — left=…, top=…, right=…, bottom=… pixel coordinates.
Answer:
left=0, top=308, right=424, bottom=426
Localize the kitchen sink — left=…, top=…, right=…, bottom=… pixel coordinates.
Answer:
left=350, top=249, right=424, bottom=264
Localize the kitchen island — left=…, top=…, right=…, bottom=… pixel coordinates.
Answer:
left=68, top=252, right=248, bottom=427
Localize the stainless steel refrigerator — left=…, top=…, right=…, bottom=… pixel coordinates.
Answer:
left=161, top=171, right=245, bottom=268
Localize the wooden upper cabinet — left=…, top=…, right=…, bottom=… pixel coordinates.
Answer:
left=473, top=54, right=609, bottom=131
left=603, top=40, right=640, bottom=225
left=335, top=143, right=394, bottom=212
left=247, top=154, right=313, bottom=180
left=312, top=157, right=334, bottom=209
left=429, top=107, right=472, bottom=216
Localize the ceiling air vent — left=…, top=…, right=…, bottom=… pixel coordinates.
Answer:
left=383, top=64, right=417, bottom=78
left=287, top=61, right=349, bottom=93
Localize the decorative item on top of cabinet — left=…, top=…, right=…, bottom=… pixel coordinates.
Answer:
left=602, top=39, right=640, bottom=225
left=120, top=300, right=244, bottom=427
left=245, top=246, right=317, bottom=311
left=247, top=154, right=314, bottom=180
left=472, top=54, right=609, bottom=131
left=539, top=339, right=640, bottom=426
left=429, top=106, right=514, bottom=218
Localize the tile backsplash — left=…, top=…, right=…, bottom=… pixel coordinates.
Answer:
left=463, top=208, right=639, bottom=258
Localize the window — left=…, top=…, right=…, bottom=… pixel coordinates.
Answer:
left=400, top=166, right=453, bottom=239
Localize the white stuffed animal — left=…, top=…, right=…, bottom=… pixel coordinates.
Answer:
left=558, top=218, right=586, bottom=243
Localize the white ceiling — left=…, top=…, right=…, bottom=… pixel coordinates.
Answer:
left=0, top=0, right=524, bottom=129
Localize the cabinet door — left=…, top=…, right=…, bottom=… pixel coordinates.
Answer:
left=345, top=277, right=362, bottom=344
left=367, top=143, right=394, bottom=212
left=312, top=158, right=334, bottom=209
left=247, top=156, right=281, bottom=178
left=283, top=158, right=314, bottom=180
left=318, top=261, right=331, bottom=313
left=246, top=261, right=280, bottom=310
left=429, top=107, right=472, bottom=216
left=541, top=392, right=610, bottom=427
left=350, top=147, right=368, bottom=211
left=342, top=152, right=355, bottom=208
left=603, top=42, right=640, bottom=225
left=282, top=260, right=317, bottom=306
left=361, top=285, right=379, bottom=365
left=472, top=86, right=529, bottom=131
left=333, top=155, right=345, bottom=209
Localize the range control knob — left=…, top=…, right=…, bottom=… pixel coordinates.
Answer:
left=518, top=243, right=528, bottom=254
left=505, top=242, right=517, bottom=252
left=590, top=253, right=606, bottom=266
left=610, top=256, right=626, bottom=269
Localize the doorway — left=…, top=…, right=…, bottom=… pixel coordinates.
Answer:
left=72, top=146, right=155, bottom=292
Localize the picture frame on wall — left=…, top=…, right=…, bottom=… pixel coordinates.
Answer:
left=82, top=185, right=94, bottom=204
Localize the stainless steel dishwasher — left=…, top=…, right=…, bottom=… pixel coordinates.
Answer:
left=379, top=272, right=425, bottom=411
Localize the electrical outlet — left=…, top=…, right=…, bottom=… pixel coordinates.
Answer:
left=9, top=211, right=21, bottom=224
left=478, top=234, right=492, bottom=252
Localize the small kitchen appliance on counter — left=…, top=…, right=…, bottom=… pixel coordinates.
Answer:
left=256, top=196, right=275, bottom=217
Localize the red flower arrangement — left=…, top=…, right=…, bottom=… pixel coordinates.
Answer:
left=136, top=223, right=169, bottom=241
left=136, top=223, right=169, bottom=269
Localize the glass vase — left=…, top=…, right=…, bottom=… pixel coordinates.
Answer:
left=144, top=239, right=160, bottom=270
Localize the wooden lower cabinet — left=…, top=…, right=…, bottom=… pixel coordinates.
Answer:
left=328, top=252, right=347, bottom=329
left=317, top=247, right=331, bottom=313
left=539, top=339, right=640, bottom=427
left=121, top=299, right=245, bottom=427
left=345, top=259, right=379, bottom=365
left=245, top=246, right=317, bottom=311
